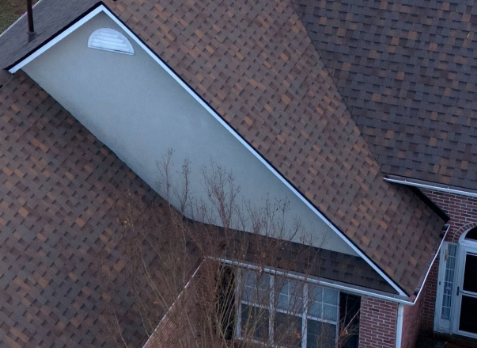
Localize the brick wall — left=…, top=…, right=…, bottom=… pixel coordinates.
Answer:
left=423, top=189, right=477, bottom=244
left=401, top=293, right=424, bottom=348
left=421, top=259, right=439, bottom=334
left=420, top=189, right=477, bottom=347
left=358, top=297, right=397, bottom=348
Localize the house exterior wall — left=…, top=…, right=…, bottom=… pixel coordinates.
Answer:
left=358, top=297, right=397, bottom=348
left=401, top=295, right=424, bottom=348
left=420, top=189, right=477, bottom=347
left=21, top=12, right=356, bottom=255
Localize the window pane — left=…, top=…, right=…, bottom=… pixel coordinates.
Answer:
left=242, top=270, right=270, bottom=304
left=441, top=244, right=457, bottom=320
left=241, top=304, right=269, bottom=342
left=465, top=227, right=477, bottom=241
left=276, top=278, right=303, bottom=313
left=323, top=304, right=338, bottom=321
left=459, top=296, right=477, bottom=334
left=274, top=312, right=302, bottom=348
left=323, top=288, right=338, bottom=305
left=309, top=285, right=338, bottom=320
left=308, top=285, right=323, bottom=318
left=307, top=319, right=336, bottom=348
left=463, top=254, right=477, bottom=293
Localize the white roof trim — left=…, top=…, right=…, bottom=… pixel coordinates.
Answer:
left=7, top=4, right=407, bottom=297
left=384, top=176, right=477, bottom=198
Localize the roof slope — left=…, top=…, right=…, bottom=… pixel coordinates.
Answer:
left=0, top=72, right=393, bottom=346
left=0, top=0, right=445, bottom=296
left=0, top=71, right=162, bottom=347
left=293, top=0, right=477, bottom=191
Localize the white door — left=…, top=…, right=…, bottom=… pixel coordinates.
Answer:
left=453, top=233, right=477, bottom=338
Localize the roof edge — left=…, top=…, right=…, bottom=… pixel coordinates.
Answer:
left=409, top=223, right=450, bottom=304
left=6, top=1, right=102, bottom=72
left=384, top=175, right=477, bottom=199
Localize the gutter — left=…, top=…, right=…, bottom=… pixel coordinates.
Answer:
left=213, top=257, right=415, bottom=305
left=384, top=176, right=477, bottom=198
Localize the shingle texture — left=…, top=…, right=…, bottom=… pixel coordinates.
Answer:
left=0, top=71, right=159, bottom=347
left=102, top=0, right=444, bottom=296
left=0, top=0, right=446, bottom=296
left=293, top=0, right=477, bottom=190
left=0, top=71, right=399, bottom=346
left=226, top=231, right=396, bottom=293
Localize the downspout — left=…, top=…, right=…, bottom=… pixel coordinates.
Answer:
left=395, top=304, right=404, bottom=348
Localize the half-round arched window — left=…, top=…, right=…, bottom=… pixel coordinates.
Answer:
left=88, top=28, right=134, bottom=55
left=465, top=227, right=477, bottom=241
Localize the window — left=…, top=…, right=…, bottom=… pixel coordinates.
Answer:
left=237, top=269, right=340, bottom=348
left=465, top=227, right=477, bottom=241
left=441, top=243, right=457, bottom=320
left=88, top=28, right=134, bottom=55
left=435, top=233, right=477, bottom=339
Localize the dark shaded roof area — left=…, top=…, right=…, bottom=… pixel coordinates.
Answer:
left=0, top=0, right=446, bottom=296
left=0, top=71, right=161, bottom=348
left=225, top=231, right=397, bottom=294
left=0, top=71, right=398, bottom=347
left=293, top=0, right=477, bottom=191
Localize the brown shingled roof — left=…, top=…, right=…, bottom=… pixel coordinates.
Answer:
left=0, top=71, right=158, bottom=347
left=102, top=0, right=445, bottom=295
left=0, top=71, right=399, bottom=346
left=0, top=0, right=445, bottom=297
left=292, top=0, right=477, bottom=191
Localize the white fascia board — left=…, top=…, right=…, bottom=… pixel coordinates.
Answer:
left=8, top=3, right=406, bottom=297
left=384, top=177, right=477, bottom=198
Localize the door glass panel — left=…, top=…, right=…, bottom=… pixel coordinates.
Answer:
left=441, top=244, right=457, bottom=320
left=463, top=254, right=477, bottom=293
left=459, top=296, right=477, bottom=334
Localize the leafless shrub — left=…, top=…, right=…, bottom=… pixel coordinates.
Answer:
left=101, top=152, right=359, bottom=348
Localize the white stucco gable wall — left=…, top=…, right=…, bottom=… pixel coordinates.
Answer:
left=21, top=12, right=357, bottom=255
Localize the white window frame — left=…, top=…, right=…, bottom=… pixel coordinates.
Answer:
left=236, top=268, right=340, bottom=348
left=434, top=242, right=458, bottom=333
left=435, top=232, right=477, bottom=339
left=452, top=238, right=477, bottom=339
